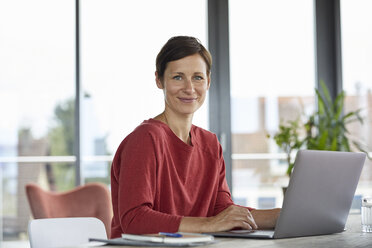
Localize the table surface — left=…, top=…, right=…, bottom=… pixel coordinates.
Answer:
left=69, top=214, right=372, bottom=248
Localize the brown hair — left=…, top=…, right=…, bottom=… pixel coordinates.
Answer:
left=156, top=36, right=212, bottom=80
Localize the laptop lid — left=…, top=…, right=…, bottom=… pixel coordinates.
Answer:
left=273, top=150, right=366, bottom=238
left=208, top=150, right=366, bottom=239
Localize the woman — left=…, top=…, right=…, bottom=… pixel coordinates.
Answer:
left=110, top=36, right=280, bottom=238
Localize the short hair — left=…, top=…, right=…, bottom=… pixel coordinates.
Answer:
left=156, top=36, right=212, bottom=80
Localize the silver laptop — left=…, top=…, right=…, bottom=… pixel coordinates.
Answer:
left=209, top=150, right=366, bottom=239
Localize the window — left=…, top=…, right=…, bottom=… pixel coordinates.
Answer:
left=0, top=0, right=75, bottom=240
left=80, top=0, right=208, bottom=184
left=1, top=0, right=208, bottom=241
left=341, top=0, right=372, bottom=196
left=229, top=0, right=315, bottom=208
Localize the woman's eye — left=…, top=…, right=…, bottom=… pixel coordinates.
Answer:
left=173, top=75, right=182, bottom=80
left=194, top=76, right=203, bottom=80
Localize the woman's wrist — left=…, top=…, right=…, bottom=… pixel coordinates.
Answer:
left=202, top=216, right=215, bottom=233
left=178, top=216, right=212, bottom=233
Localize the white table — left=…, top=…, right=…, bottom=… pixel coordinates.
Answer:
left=70, top=214, right=372, bottom=248
left=3, top=214, right=370, bottom=248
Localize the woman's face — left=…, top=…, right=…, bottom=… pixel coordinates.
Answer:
left=156, top=53, right=210, bottom=117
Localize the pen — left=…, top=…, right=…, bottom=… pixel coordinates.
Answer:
left=159, top=232, right=183, bottom=238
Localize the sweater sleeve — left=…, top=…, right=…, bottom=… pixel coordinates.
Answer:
left=114, top=131, right=182, bottom=234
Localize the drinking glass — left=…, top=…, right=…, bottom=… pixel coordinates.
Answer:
left=361, top=197, right=372, bottom=233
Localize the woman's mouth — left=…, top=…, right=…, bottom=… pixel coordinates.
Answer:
left=178, top=97, right=197, bottom=103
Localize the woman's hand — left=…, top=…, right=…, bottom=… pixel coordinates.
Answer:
left=179, top=205, right=257, bottom=233
left=206, top=205, right=258, bottom=232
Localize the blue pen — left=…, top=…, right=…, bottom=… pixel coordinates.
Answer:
left=159, top=232, right=183, bottom=238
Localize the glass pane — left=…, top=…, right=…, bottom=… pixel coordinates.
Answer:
left=229, top=0, right=315, bottom=208
left=341, top=0, right=372, bottom=198
left=232, top=159, right=286, bottom=208
left=80, top=0, right=208, bottom=183
left=0, top=0, right=75, bottom=241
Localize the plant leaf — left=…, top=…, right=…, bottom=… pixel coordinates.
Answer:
left=318, top=130, right=328, bottom=150
left=319, top=80, right=332, bottom=107
left=334, top=91, right=344, bottom=120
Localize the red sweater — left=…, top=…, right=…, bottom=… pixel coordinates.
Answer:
left=110, top=119, right=235, bottom=238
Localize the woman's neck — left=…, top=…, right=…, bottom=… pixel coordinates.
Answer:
left=154, top=111, right=193, bottom=145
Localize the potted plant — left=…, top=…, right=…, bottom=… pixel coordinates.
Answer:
left=304, top=81, right=368, bottom=153
left=271, top=81, right=369, bottom=183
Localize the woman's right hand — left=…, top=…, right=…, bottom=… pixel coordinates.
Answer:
left=179, top=205, right=258, bottom=233
left=204, top=205, right=258, bottom=232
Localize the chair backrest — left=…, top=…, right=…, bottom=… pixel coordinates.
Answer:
left=25, top=183, right=112, bottom=236
left=28, top=217, right=107, bottom=248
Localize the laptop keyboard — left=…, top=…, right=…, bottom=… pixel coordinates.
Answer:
left=229, top=230, right=275, bottom=235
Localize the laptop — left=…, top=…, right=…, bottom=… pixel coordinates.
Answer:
left=209, top=150, right=366, bottom=239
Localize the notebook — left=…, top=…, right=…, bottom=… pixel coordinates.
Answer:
left=208, top=150, right=366, bottom=239
left=121, top=232, right=214, bottom=244
left=89, top=232, right=215, bottom=246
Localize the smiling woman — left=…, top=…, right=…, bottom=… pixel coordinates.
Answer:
left=110, top=36, right=280, bottom=238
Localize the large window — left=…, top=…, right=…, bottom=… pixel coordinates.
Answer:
left=229, top=0, right=315, bottom=208
left=0, top=0, right=208, bottom=241
left=2, top=0, right=371, bottom=244
left=341, top=0, right=372, bottom=196
left=0, top=0, right=75, bottom=240
left=80, top=0, right=208, bottom=184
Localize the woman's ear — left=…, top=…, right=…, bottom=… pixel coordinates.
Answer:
left=155, top=71, right=164, bottom=89
left=206, top=74, right=211, bottom=90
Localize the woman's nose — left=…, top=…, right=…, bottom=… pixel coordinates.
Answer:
left=183, top=79, right=195, bottom=93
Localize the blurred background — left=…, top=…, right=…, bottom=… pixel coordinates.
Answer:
left=0, top=0, right=371, bottom=243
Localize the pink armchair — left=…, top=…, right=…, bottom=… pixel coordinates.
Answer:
left=25, top=182, right=112, bottom=237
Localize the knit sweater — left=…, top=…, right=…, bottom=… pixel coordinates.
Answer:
left=110, top=119, right=235, bottom=238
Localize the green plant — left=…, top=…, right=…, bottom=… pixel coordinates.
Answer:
left=272, top=119, right=304, bottom=177
left=305, top=81, right=368, bottom=154
left=271, top=81, right=370, bottom=177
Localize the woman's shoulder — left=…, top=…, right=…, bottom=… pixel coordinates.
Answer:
left=192, top=125, right=218, bottom=142
left=192, top=125, right=221, bottom=154
left=127, top=119, right=167, bottom=140
left=114, top=119, right=166, bottom=156
left=112, top=120, right=165, bottom=173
